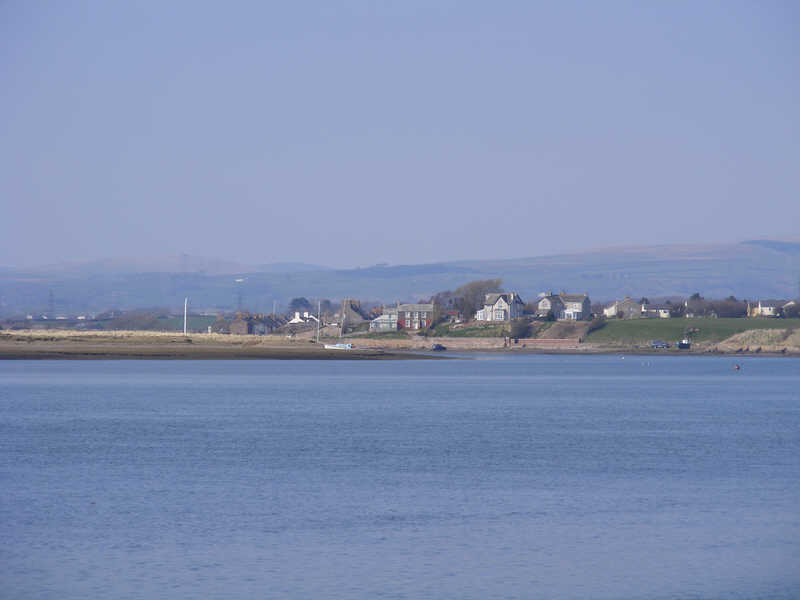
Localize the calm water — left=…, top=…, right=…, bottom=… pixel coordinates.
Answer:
left=1, top=355, right=799, bottom=599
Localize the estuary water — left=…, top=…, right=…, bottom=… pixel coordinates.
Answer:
left=1, top=355, right=799, bottom=599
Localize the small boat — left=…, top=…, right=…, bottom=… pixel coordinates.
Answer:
left=677, top=338, right=691, bottom=349
left=432, top=343, right=447, bottom=352
left=324, top=343, right=352, bottom=350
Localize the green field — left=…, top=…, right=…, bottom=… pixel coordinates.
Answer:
left=585, top=317, right=796, bottom=345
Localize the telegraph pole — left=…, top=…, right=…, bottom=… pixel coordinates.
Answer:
left=316, top=299, right=321, bottom=343
left=183, top=297, right=188, bottom=335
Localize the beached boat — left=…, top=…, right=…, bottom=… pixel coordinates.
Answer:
left=324, top=343, right=352, bottom=350
left=677, top=339, right=691, bottom=349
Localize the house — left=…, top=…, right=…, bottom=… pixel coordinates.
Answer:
left=441, top=310, right=463, bottom=322
left=536, top=291, right=590, bottom=320
left=603, top=296, right=642, bottom=319
left=475, top=293, right=525, bottom=322
left=559, top=292, right=591, bottom=320
left=747, top=300, right=786, bottom=317
left=369, top=307, right=399, bottom=332
left=229, top=312, right=286, bottom=335
left=642, top=303, right=671, bottom=319
left=536, top=293, right=564, bottom=319
left=396, top=303, right=434, bottom=330
left=289, top=311, right=319, bottom=325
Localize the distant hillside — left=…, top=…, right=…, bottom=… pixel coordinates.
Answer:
left=1, top=241, right=798, bottom=316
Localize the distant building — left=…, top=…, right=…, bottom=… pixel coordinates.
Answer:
left=475, top=293, right=525, bottom=322
left=747, top=300, right=786, bottom=317
left=537, top=291, right=591, bottom=320
left=396, top=303, right=434, bottom=330
left=642, top=303, right=672, bottom=319
left=441, top=310, right=463, bottom=322
left=289, top=311, right=319, bottom=325
left=369, top=311, right=398, bottom=332
left=229, top=312, right=286, bottom=335
left=536, top=293, right=564, bottom=319
left=559, top=293, right=591, bottom=320
left=603, top=297, right=642, bottom=319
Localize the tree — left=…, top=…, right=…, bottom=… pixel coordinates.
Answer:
left=690, top=292, right=703, bottom=300
left=510, top=318, right=531, bottom=339
left=319, top=299, right=336, bottom=315
left=710, top=299, right=746, bottom=318
left=288, top=297, right=312, bottom=313
left=639, top=297, right=650, bottom=305
left=453, top=279, right=503, bottom=319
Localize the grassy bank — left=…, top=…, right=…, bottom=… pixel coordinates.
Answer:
left=586, top=317, right=795, bottom=345
left=430, top=323, right=508, bottom=337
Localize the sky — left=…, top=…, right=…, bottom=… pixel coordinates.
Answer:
left=1, top=1, right=798, bottom=269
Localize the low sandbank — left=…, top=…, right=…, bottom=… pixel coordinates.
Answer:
left=2, top=330, right=797, bottom=359
left=0, top=332, right=441, bottom=360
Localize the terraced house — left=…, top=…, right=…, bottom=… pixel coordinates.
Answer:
left=397, top=303, right=434, bottom=330
left=371, top=303, right=435, bottom=331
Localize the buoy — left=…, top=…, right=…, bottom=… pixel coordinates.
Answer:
left=734, top=364, right=741, bottom=371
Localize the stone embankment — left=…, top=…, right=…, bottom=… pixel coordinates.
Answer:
left=350, top=336, right=582, bottom=351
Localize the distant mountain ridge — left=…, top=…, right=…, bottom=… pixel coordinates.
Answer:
left=7, top=256, right=331, bottom=277
left=1, top=240, right=798, bottom=316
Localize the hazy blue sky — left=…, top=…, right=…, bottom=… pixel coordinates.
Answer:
left=2, top=1, right=798, bottom=268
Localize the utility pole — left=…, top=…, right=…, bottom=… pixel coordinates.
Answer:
left=183, top=297, right=188, bottom=336
left=316, top=299, right=321, bottom=343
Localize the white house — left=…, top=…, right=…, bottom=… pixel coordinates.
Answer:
left=369, top=311, right=398, bottom=332
left=559, top=293, right=591, bottom=320
left=642, top=303, right=672, bottom=319
left=475, top=293, right=525, bottom=322
left=289, top=311, right=319, bottom=324
left=748, top=300, right=786, bottom=317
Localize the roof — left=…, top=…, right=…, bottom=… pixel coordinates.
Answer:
left=371, top=314, right=396, bottom=322
left=397, top=303, right=434, bottom=312
left=485, top=293, right=505, bottom=305
left=559, top=293, right=589, bottom=302
left=643, top=303, right=671, bottom=311
left=759, top=299, right=787, bottom=308
left=485, top=292, right=524, bottom=306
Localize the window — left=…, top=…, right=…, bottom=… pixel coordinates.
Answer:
left=420, top=312, right=427, bottom=318
left=405, top=320, right=411, bottom=328
left=413, top=312, right=418, bottom=318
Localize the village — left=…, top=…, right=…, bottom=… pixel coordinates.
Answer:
left=8, top=278, right=797, bottom=356
left=206, top=288, right=800, bottom=343
left=8, top=282, right=799, bottom=338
